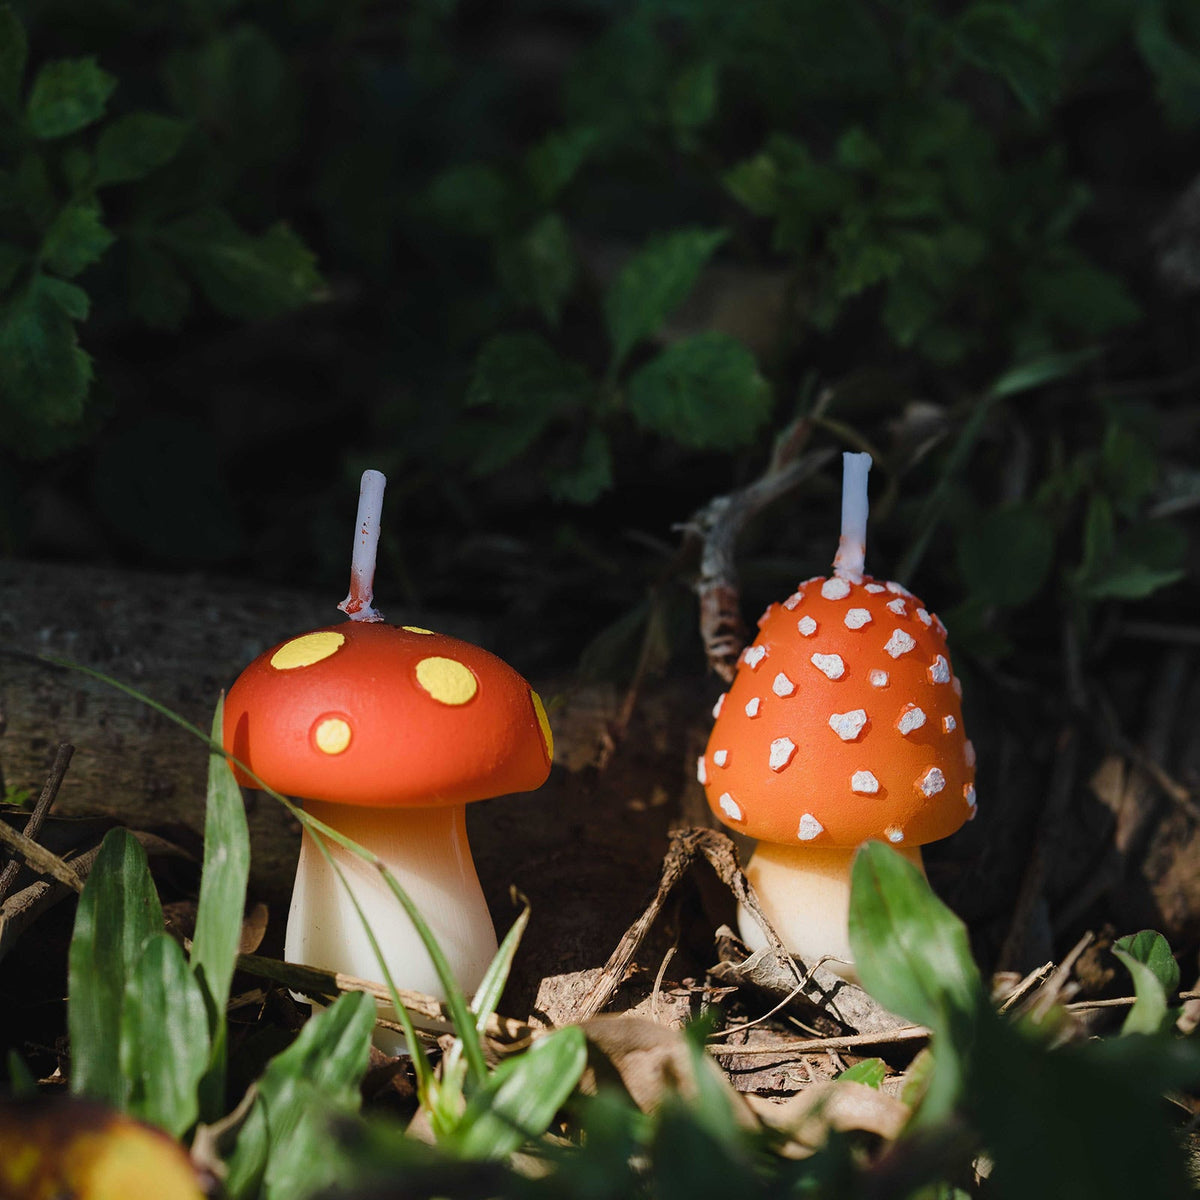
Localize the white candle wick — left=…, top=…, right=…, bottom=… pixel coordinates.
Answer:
left=338, top=469, right=386, bottom=622
left=832, top=451, right=870, bottom=581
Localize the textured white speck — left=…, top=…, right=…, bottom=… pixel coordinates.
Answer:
left=797, top=813, right=823, bottom=841
left=772, top=672, right=796, bottom=697
left=865, top=583, right=886, bottom=593
left=885, top=630, right=917, bottom=658
left=952, top=675, right=963, bottom=697
left=821, top=577, right=851, bottom=600
left=964, top=784, right=977, bottom=808
left=844, top=607, right=873, bottom=629
left=797, top=615, right=818, bottom=636
left=964, top=740, right=976, bottom=767
left=886, top=581, right=912, bottom=596
left=829, top=708, right=868, bottom=741
left=886, top=597, right=907, bottom=616
left=869, top=669, right=889, bottom=688
left=918, top=767, right=946, bottom=796
left=782, top=592, right=804, bottom=610
left=712, top=693, right=726, bottom=718
left=934, top=614, right=948, bottom=637
left=886, top=826, right=905, bottom=843
left=713, top=749, right=728, bottom=767
left=897, top=704, right=927, bottom=735
left=801, top=575, right=823, bottom=586
left=743, top=645, right=766, bottom=669
left=757, top=606, right=774, bottom=627
left=943, top=714, right=957, bottom=733
left=769, top=737, right=796, bottom=771
left=696, top=757, right=707, bottom=785
left=719, top=793, right=743, bottom=821
left=744, top=697, right=761, bottom=718
left=851, top=770, right=880, bottom=794
left=916, top=608, right=932, bottom=627
left=811, top=653, right=846, bottom=680
left=929, top=654, right=951, bottom=684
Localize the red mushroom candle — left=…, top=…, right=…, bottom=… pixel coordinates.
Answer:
left=223, top=471, right=553, bottom=1050
left=700, top=453, right=976, bottom=974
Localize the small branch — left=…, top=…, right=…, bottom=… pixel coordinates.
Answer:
left=0, top=819, right=85, bottom=894
left=0, top=743, right=73, bottom=904
left=711, top=1025, right=931, bottom=1056
left=338, top=469, right=387, bottom=622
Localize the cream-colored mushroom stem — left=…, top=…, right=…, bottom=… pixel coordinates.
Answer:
left=285, top=798, right=498, bottom=1055
left=736, top=839, right=925, bottom=981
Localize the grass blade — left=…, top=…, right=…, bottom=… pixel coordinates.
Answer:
left=471, top=896, right=530, bottom=1034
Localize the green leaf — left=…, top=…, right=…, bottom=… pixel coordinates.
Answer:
left=465, top=334, right=591, bottom=474
left=1032, top=256, right=1141, bottom=336
left=165, top=210, right=322, bottom=320
left=41, top=202, right=115, bottom=277
left=0, top=5, right=27, bottom=112
left=96, top=113, right=189, bottom=185
left=988, top=348, right=1099, bottom=398
left=668, top=61, right=718, bottom=131
left=448, top=1026, right=588, bottom=1159
left=471, top=898, right=530, bottom=1034
left=1136, top=6, right=1200, bottom=128
left=0, top=274, right=92, bottom=436
left=494, top=212, right=577, bottom=324
left=427, top=163, right=509, bottom=236
left=0, top=241, right=25, bottom=290
left=957, top=503, right=1054, bottom=608
left=603, top=227, right=727, bottom=369
left=526, top=126, right=600, bottom=202
left=954, top=3, right=1059, bottom=115
left=836, top=1058, right=887, bottom=1088
left=5, top=1049, right=35, bottom=1095
left=1077, top=507, right=1187, bottom=601
left=127, top=241, right=192, bottom=330
left=546, top=425, right=613, bottom=505
left=26, top=57, right=116, bottom=139
left=625, top=332, right=772, bottom=450
left=67, top=828, right=165, bottom=1107
left=120, top=933, right=210, bottom=1135
left=1113, top=930, right=1179, bottom=1036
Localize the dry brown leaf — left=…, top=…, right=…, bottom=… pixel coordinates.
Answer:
left=744, top=1079, right=910, bottom=1157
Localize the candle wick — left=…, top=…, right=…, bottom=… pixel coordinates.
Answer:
left=832, top=451, right=870, bottom=581
left=338, top=469, right=387, bottom=622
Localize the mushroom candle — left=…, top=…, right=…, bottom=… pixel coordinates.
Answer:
left=223, top=471, right=553, bottom=1050
left=700, top=453, right=976, bottom=975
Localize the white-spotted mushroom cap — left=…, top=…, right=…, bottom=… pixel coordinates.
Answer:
left=224, top=623, right=553, bottom=807
left=702, top=576, right=974, bottom=848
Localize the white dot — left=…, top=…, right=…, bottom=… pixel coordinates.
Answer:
left=864, top=583, right=886, bottom=593
left=916, top=608, right=932, bottom=627
left=869, top=669, right=889, bottom=687
left=886, top=581, right=911, bottom=596
left=696, top=757, right=707, bottom=785
left=897, top=704, right=927, bottom=736
left=964, top=784, right=977, bottom=808
left=743, top=645, right=766, bottom=669
left=886, top=826, right=905, bottom=843
left=797, top=615, right=818, bottom=636
left=773, top=672, right=795, bottom=697
left=719, top=793, right=743, bottom=822
left=964, top=740, right=976, bottom=767
left=918, top=767, right=946, bottom=796
left=712, top=693, right=726, bottom=718
left=829, top=708, right=868, bottom=741
left=797, top=813, right=823, bottom=841
left=886, top=597, right=907, bottom=616
left=885, top=630, right=916, bottom=658
left=952, top=676, right=963, bottom=697
left=943, top=714, right=957, bottom=733
left=744, top=696, right=761, bottom=718
left=934, top=614, right=948, bottom=637
left=928, top=655, right=951, bottom=684
left=769, top=737, right=796, bottom=772
left=713, top=749, right=728, bottom=767
left=821, top=577, right=851, bottom=600
left=851, top=770, right=879, bottom=795
left=811, top=653, right=846, bottom=680
left=782, top=592, right=804, bottom=610
left=757, top=606, right=774, bottom=627
left=844, top=607, right=873, bottom=629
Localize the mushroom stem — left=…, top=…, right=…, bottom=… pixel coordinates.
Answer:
left=737, top=840, right=924, bottom=980
left=832, top=451, right=871, bottom=581
left=285, top=799, right=498, bottom=1055
left=338, top=469, right=387, bottom=622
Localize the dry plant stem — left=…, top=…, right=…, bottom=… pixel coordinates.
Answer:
left=711, top=1024, right=932, bottom=1056
left=0, top=818, right=85, bottom=893
left=0, top=742, right=73, bottom=904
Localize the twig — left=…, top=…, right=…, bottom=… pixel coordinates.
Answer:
left=0, top=743, right=74, bottom=904
left=996, top=961, right=1054, bottom=1013
left=0, top=819, right=85, bottom=894
left=649, top=945, right=676, bottom=1025
left=1025, top=931, right=1093, bottom=1023
left=711, top=1025, right=931, bottom=1056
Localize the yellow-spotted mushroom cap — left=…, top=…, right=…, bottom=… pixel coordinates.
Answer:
left=701, top=574, right=976, bottom=849
left=224, top=622, right=553, bottom=807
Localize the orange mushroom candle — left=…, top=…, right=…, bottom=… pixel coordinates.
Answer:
left=700, top=452, right=976, bottom=974
left=223, top=470, right=553, bottom=1051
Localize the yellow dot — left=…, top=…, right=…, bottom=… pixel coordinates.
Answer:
left=531, top=690, right=554, bottom=761
left=402, top=626, right=435, bottom=635
left=415, top=656, right=478, bottom=705
left=313, top=717, right=352, bottom=755
left=270, top=631, right=345, bottom=670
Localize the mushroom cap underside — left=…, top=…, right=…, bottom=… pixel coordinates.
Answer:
left=223, top=622, right=553, bottom=807
left=702, top=574, right=975, bottom=847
